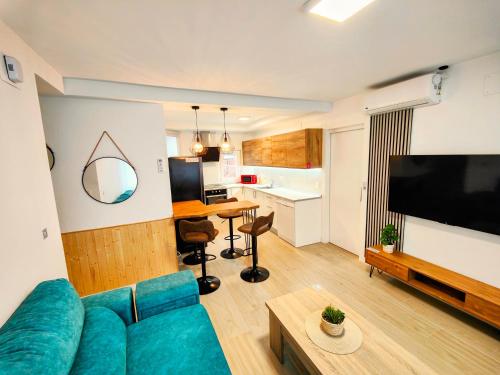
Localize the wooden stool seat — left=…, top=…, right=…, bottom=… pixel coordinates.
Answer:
left=217, top=210, right=243, bottom=219
left=216, top=197, right=244, bottom=259
left=237, top=221, right=270, bottom=236
left=183, top=229, right=219, bottom=243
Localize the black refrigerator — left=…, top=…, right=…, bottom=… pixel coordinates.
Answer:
left=168, top=156, right=205, bottom=202
left=168, top=156, right=206, bottom=253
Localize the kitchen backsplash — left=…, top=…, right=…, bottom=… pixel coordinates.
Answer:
left=240, top=166, right=323, bottom=193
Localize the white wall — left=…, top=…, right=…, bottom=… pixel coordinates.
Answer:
left=40, top=97, right=173, bottom=233
left=241, top=166, right=323, bottom=193
left=405, top=52, right=500, bottom=287
left=0, top=20, right=67, bottom=324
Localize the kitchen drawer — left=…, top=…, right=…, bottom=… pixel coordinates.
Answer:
left=365, top=251, right=409, bottom=281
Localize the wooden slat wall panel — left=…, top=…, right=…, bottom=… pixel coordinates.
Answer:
left=365, top=109, right=413, bottom=250
left=62, top=218, right=178, bottom=296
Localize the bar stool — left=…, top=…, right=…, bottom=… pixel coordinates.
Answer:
left=180, top=219, right=216, bottom=266
left=237, top=212, right=274, bottom=283
left=179, top=220, right=221, bottom=295
left=215, top=197, right=243, bottom=259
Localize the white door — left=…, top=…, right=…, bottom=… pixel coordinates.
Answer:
left=330, top=128, right=364, bottom=256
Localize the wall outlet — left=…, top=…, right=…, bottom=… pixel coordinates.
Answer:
left=42, top=228, right=48, bottom=240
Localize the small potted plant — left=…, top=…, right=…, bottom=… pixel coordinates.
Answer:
left=320, top=305, right=345, bottom=336
left=380, top=224, right=399, bottom=253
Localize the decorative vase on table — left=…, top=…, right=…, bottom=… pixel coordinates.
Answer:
left=321, top=316, right=345, bottom=336
left=320, top=305, right=345, bottom=337
left=382, top=244, right=395, bottom=253
left=380, top=224, right=399, bottom=254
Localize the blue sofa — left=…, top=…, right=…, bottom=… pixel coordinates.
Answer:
left=0, top=272, right=231, bottom=374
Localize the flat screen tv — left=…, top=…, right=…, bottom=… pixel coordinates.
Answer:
left=389, top=155, right=500, bottom=236
left=197, top=147, right=220, bottom=162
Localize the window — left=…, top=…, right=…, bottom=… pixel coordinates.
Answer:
left=221, top=151, right=240, bottom=181
left=165, top=135, right=179, bottom=157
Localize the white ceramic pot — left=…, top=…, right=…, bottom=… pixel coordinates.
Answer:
left=383, top=244, right=395, bottom=253
left=320, top=316, right=344, bottom=337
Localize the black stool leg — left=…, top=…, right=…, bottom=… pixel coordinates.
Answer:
left=197, top=242, right=221, bottom=295
left=220, top=217, right=243, bottom=259
left=240, top=236, right=270, bottom=283
left=184, top=243, right=216, bottom=265
left=182, top=246, right=202, bottom=265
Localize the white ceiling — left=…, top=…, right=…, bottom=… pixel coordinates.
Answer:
left=1, top=0, right=499, bottom=102
left=162, top=102, right=304, bottom=132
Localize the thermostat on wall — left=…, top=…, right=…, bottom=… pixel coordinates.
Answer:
left=3, top=54, right=23, bottom=83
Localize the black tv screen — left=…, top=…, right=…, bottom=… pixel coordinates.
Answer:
left=389, top=155, right=500, bottom=236
left=198, top=147, right=220, bottom=162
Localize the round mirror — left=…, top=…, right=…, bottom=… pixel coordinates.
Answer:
left=47, top=145, right=55, bottom=170
left=82, top=157, right=138, bottom=204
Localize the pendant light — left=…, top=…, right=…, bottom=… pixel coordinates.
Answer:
left=219, top=107, right=234, bottom=154
left=190, top=105, right=204, bottom=155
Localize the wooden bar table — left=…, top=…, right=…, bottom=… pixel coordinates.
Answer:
left=172, top=199, right=259, bottom=256
left=172, top=199, right=259, bottom=219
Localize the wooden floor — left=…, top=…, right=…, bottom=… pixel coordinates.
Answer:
left=180, top=217, right=500, bottom=375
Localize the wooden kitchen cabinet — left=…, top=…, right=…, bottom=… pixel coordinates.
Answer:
left=262, top=137, right=272, bottom=165
left=242, top=140, right=254, bottom=165
left=286, top=130, right=307, bottom=168
left=242, top=129, right=322, bottom=168
left=271, top=133, right=287, bottom=167
left=242, top=139, right=262, bottom=165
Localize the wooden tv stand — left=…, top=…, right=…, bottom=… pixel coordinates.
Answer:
left=365, top=245, right=500, bottom=328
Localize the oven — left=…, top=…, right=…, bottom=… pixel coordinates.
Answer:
left=204, top=187, right=228, bottom=205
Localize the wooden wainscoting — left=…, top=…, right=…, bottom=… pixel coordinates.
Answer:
left=62, top=218, right=178, bottom=296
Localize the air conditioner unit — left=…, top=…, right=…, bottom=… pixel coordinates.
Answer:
left=364, top=73, right=442, bottom=115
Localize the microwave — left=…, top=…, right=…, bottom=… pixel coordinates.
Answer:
left=241, top=174, right=257, bottom=184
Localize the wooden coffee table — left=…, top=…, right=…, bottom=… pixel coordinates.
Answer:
left=265, top=288, right=437, bottom=374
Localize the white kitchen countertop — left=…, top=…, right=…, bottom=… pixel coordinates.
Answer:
left=223, top=183, right=321, bottom=202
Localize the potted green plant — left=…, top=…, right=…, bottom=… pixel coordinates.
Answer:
left=380, top=224, right=399, bottom=253
left=320, top=305, right=345, bottom=336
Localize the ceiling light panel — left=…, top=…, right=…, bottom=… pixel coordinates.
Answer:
left=308, top=0, right=375, bottom=22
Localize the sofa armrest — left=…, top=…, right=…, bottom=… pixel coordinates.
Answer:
left=82, top=287, right=135, bottom=325
left=135, top=270, right=199, bottom=320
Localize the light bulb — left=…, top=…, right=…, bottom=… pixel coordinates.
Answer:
left=220, top=141, right=232, bottom=153
left=193, top=142, right=204, bottom=154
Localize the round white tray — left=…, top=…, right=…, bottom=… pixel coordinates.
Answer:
left=305, top=310, right=363, bottom=355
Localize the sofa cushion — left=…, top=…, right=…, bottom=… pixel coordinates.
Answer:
left=126, top=304, right=231, bottom=375
left=70, top=307, right=126, bottom=375
left=0, top=279, right=84, bottom=375
left=82, top=287, right=135, bottom=325
left=135, top=270, right=199, bottom=320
